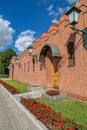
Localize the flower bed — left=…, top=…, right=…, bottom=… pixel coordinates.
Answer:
left=46, top=90, right=60, bottom=96
left=0, top=79, right=20, bottom=94
left=42, top=90, right=67, bottom=102
left=20, top=97, right=83, bottom=130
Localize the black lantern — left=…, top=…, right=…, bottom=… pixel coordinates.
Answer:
left=66, top=6, right=81, bottom=25
left=27, top=44, right=33, bottom=55
left=16, top=58, right=18, bottom=64
left=66, top=6, right=87, bottom=49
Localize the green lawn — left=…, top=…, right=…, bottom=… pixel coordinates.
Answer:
left=4, top=80, right=29, bottom=93
left=36, top=97, right=87, bottom=129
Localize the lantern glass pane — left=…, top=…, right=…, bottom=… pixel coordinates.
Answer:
left=29, top=48, right=32, bottom=54
left=16, top=59, right=18, bottom=63
left=74, top=11, right=79, bottom=23
left=69, top=12, right=74, bottom=24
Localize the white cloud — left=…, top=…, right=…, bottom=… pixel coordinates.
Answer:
left=49, top=11, right=55, bottom=16
left=0, top=16, right=15, bottom=49
left=15, top=30, right=36, bottom=52
left=47, top=4, right=56, bottom=16
left=52, top=19, right=58, bottom=24
left=58, top=7, right=64, bottom=15
left=47, top=4, right=53, bottom=12
left=47, top=4, right=66, bottom=24
left=51, top=7, right=65, bottom=24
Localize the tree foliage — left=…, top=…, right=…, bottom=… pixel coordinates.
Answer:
left=0, top=48, right=17, bottom=76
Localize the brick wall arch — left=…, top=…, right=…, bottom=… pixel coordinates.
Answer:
left=39, top=44, right=61, bottom=88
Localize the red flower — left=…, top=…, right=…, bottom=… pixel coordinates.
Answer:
left=60, top=121, right=64, bottom=127
left=46, top=90, right=60, bottom=96
left=0, top=79, right=19, bottom=94
left=20, top=97, right=84, bottom=130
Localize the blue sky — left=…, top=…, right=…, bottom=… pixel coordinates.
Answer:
left=0, top=0, right=76, bottom=54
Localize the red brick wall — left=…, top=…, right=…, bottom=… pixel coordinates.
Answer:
left=9, top=0, right=87, bottom=101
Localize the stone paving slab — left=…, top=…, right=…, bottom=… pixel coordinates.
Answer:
left=13, top=90, right=44, bottom=101
left=0, top=85, right=48, bottom=130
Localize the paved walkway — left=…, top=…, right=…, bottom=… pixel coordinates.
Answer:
left=14, top=90, right=44, bottom=102
left=0, top=85, right=37, bottom=130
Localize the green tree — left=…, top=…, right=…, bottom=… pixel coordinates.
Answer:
left=0, top=52, right=4, bottom=76
left=0, top=48, right=17, bottom=77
